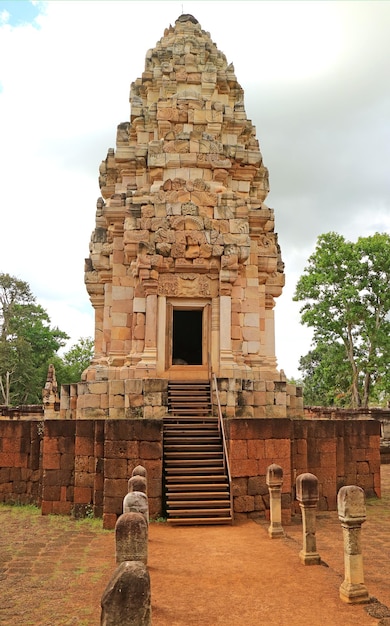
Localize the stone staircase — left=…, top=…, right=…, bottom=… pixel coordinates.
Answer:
left=163, top=381, right=233, bottom=525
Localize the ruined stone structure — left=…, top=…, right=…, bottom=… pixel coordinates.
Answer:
left=0, top=15, right=382, bottom=527
left=72, top=13, right=302, bottom=420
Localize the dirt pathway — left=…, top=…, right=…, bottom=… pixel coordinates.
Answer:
left=0, top=466, right=389, bottom=625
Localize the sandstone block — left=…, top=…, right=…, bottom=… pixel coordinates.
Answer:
left=139, top=441, right=162, bottom=460
left=123, top=491, right=149, bottom=524
left=234, top=495, right=255, bottom=512
left=105, top=458, right=128, bottom=479
left=101, top=561, right=151, bottom=626
left=247, top=439, right=265, bottom=460
left=115, top=512, right=148, bottom=564
left=74, top=486, right=92, bottom=504
left=128, top=475, right=147, bottom=494
left=231, top=458, right=258, bottom=478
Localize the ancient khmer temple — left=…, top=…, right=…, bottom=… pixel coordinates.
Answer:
left=73, top=13, right=302, bottom=422
left=0, top=15, right=380, bottom=529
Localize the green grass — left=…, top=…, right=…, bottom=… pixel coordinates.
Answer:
left=366, top=492, right=390, bottom=517
left=72, top=516, right=111, bottom=532
left=0, top=502, right=41, bottom=517
left=0, top=502, right=111, bottom=532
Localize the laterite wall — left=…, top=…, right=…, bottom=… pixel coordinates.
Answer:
left=0, top=419, right=163, bottom=529
left=226, top=418, right=381, bottom=523
left=0, top=421, right=42, bottom=504
left=0, top=418, right=381, bottom=529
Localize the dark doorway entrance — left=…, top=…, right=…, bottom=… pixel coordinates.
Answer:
left=172, top=310, right=203, bottom=365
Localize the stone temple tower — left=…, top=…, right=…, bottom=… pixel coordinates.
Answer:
left=75, top=14, right=302, bottom=420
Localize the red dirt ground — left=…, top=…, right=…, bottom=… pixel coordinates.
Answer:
left=0, top=466, right=389, bottom=625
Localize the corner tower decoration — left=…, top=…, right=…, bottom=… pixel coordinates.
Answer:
left=79, top=14, right=298, bottom=420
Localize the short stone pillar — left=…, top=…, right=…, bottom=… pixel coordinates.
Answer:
left=123, top=490, right=149, bottom=524
left=296, top=473, right=321, bottom=565
left=128, top=474, right=147, bottom=495
left=337, top=485, right=369, bottom=604
left=266, top=464, right=284, bottom=538
left=115, top=512, right=148, bottom=565
left=132, top=464, right=147, bottom=479
left=101, top=561, right=151, bottom=626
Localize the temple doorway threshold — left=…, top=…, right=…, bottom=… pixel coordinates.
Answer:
left=164, top=300, right=210, bottom=381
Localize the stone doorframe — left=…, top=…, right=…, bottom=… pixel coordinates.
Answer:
left=156, top=296, right=211, bottom=379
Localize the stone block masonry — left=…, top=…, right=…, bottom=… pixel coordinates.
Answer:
left=226, top=418, right=380, bottom=523
left=0, top=421, right=41, bottom=505
left=79, top=12, right=294, bottom=408
left=0, top=419, right=162, bottom=528
left=0, top=418, right=380, bottom=527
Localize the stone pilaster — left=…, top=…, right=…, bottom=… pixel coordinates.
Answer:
left=338, top=485, right=369, bottom=604
left=296, top=473, right=321, bottom=565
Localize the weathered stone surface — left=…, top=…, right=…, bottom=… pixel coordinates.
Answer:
left=123, top=490, right=149, bottom=524
left=296, top=473, right=321, bottom=565
left=71, top=11, right=293, bottom=421
left=115, top=512, right=148, bottom=564
left=338, top=485, right=369, bottom=604
left=266, top=464, right=284, bottom=538
left=128, top=475, right=147, bottom=494
left=100, top=560, right=151, bottom=625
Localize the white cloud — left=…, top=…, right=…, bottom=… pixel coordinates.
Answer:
left=1, top=1, right=389, bottom=378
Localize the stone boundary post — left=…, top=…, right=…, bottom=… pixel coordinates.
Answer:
left=123, top=491, right=149, bottom=524
left=266, top=464, right=284, bottom=538
left=337, top=485, right=369, bottom=604
left=132, top=465, right=147, bottom=479
left=100, top=561, right=151, bottom=626
left=115, top=511, right=148, bottom=565
left=101, top=470, right=152, bottom=624
left=128, top=474, right=148, bottom=495
left=296, top=473, right=321, bottom=565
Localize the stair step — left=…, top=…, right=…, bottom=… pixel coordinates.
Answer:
left=169, top=395, right=211, bottom=400
left=166, top=508, right=231, bottom=517
left=165, top=433, right=218, bottom=437
left=166, top=461, right=224, bottom=468
left=168, top=414, right=212, bottom=418
left=168, top=400, right=211, bottom=404
left=164, top=431, right=219, bottom=438
left=165, top=415, right=216, bottom=420
left=169, top=407, right=212, bottom=412
left=167, top=500, right=231, bottom=508
left=168, top=391, right=210, bottom=396
left=166, top=483, right=229, bottom=492
left=168, top=391, right=210, bottom=393
left=166, top=491, right=229, bottom=499
left=169, top=381, right=210, bottom=386
left=167, top=517, right=232, bottom=526
left=168, top=398, right=212, bottom=402
left=168, top=389, right=210, bottom=392
left=165, top=442, right=221, bottom=447
left=164, top=381, right=232, bottom=525
left=168, top=407, right=212, bottom=419
left=168, top=400, right=210, bottom=405
left=165, top=457, right=223, bottom=469
left=165, top=447, right=223, bottom=454
left=164, top=436, right=221, bottom=443
left=164, top=432, right=220, bottom=437
left=165, top=464, right=225, bottom=472
left=164, top=417, right=219, bottom=426
left=165, top=450, right=223, bottom=457
left=166, top=473, right=228, bottom=482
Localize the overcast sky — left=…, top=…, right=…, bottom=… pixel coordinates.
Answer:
left=0, top=1, right=389, bottom=378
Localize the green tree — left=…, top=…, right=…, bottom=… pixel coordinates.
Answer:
left=0, top=273, right=68, bottom=405
left=298, top=342, right=352, bottom=406
left=294, top=232, right=390, bottom=408
left=52, top=336, right=94, bottom=385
